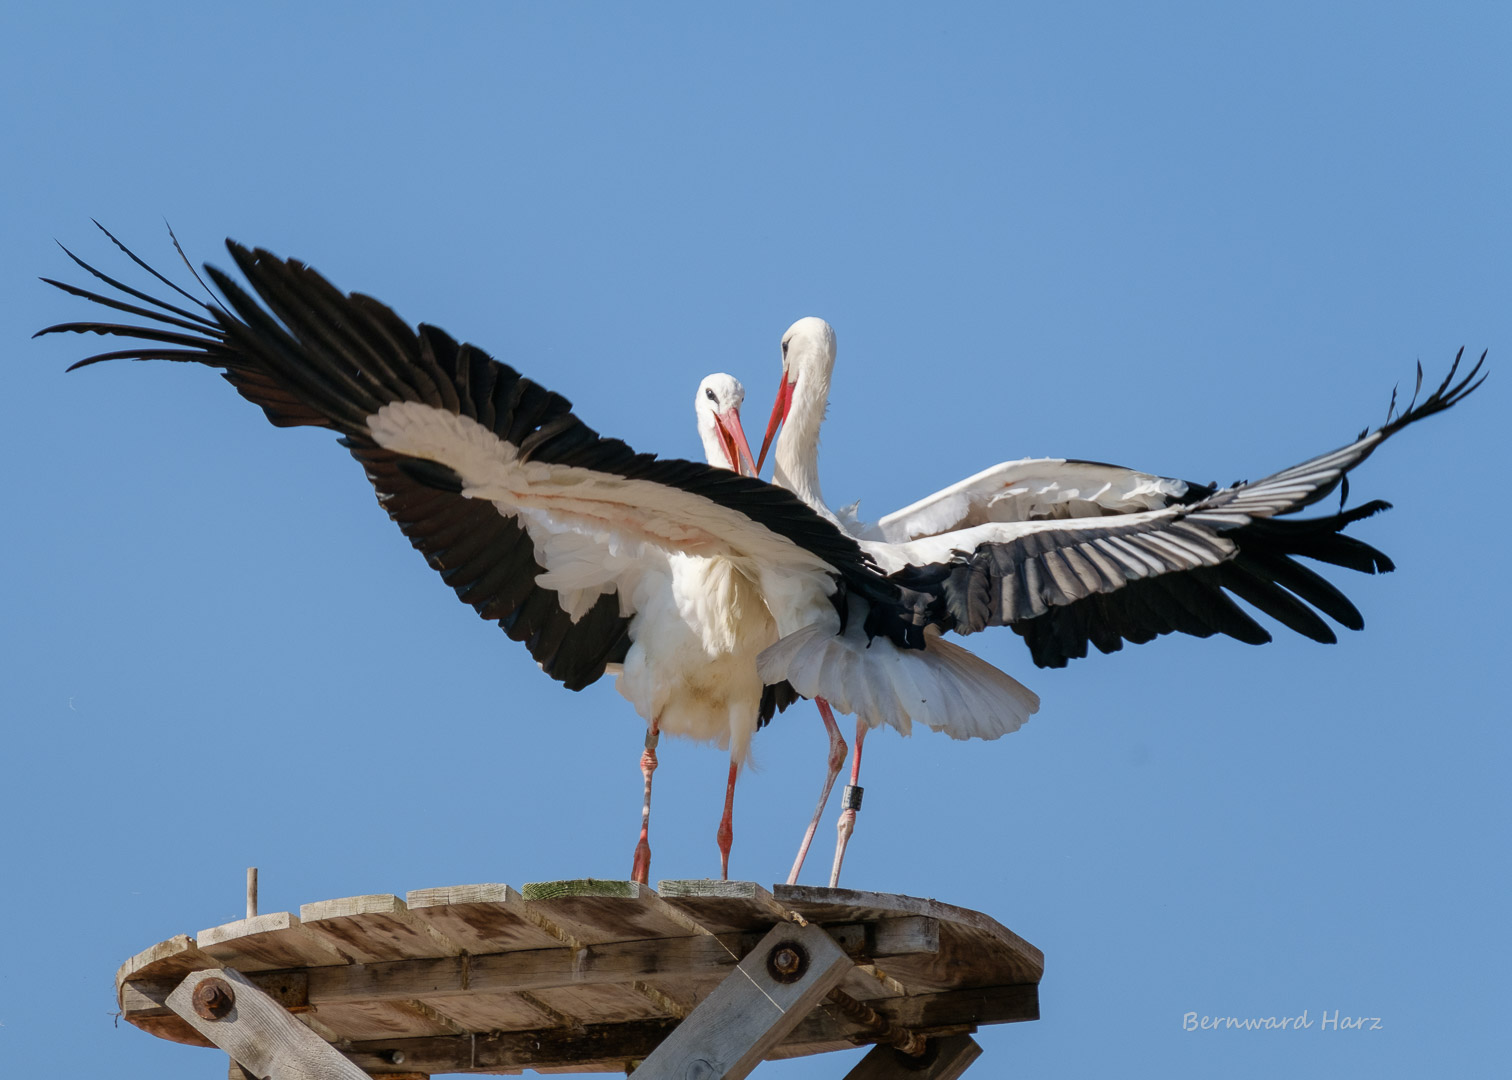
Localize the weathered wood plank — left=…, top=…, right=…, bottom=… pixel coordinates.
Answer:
left=634, top=919, right=854, bottom=1080
left=528, top=983, right=667, bottom=1025
left=165, top=967, right=369, bottom=1080
left=299, top=894, right=464, bottom=963
left=842, top=1034, right=983, bottom=1080
left=198, top=912, right=350, bottom=971
left=302, top=999, right=465, bottom=1041
left=655, top=880, right=791, bottom=933
left=405, top=884, right=562, bottom=953
left=410, top=990, right=559, bottom=1033
left=115, top=934, right=216, bottom=996
left=519, top=880, right=708, bottom=944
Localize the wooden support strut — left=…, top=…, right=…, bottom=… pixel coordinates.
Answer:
left=166, top=966, right=372, bottom=1080
left=630, top=919, right=853, bottom=1080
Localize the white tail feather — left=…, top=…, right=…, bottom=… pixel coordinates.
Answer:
left=757, top=601, right=1039, bottom=740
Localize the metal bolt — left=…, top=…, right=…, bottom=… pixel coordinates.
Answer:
left=382, top=1050, right=407, bottom=1065
left=766, top=940, right=809, bottom=983
left=192, top=977, right=235, bottom=1020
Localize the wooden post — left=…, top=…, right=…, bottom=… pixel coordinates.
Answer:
left=631, top=919, right=853, bottom=1080
left=247, top=868, right=259, bottom=920
left=841, top=1034, right=983, bottom=1079
left=166, top=966, right=368, bottom=1080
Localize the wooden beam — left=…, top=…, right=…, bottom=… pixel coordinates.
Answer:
left=841, top=1034, right=983, bottom=1080
left=631, top=920, right=853, bottom=1080
left=166, top=967, right=368, bottom=1080
left=123, top=917, right=938, bottom=1021
left=339, top=982, right=1036, bottom=1074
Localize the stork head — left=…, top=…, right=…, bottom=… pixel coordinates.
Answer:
left=695, top=372, right=758, bottom=476
left=758, top=316, right=835, bottom=473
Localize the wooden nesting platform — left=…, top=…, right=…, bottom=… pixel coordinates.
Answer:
left=117, top=879, right=1042, bottom=1077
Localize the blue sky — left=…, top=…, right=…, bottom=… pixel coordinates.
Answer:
left=3, top=3, right=1508, bottom=1077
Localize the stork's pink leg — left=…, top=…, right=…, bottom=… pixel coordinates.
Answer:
left=786, top=697, right=847, bottom=885
left=829, top=719, right=868, bottom=888
left=716, top=759, right=738, bottom=881
left=630, top=724, right=659, bottom=885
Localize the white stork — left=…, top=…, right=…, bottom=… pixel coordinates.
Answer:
left=613, top=373, right=776, bottom=882
left=757, top=316, right=1486, bottom=884
left=39, top=233, right=1038, bottom=885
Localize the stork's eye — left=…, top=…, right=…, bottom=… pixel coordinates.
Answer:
left=782, top=339, right=790, bottom=358
left=705, top=388, right=718, bottom=403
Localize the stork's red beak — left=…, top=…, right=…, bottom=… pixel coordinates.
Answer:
left=715, top=407, right=759, bottom=477
left=757, top=376, right=794, bottom=474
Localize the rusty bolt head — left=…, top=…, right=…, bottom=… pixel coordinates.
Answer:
left=192, top=977, right=235, bottom=1020
left=766, top=940, right=809, bottom=983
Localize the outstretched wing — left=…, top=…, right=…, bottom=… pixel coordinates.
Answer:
left=881, top=353, right=1485, bottom=667
left=38, top=232, right=910, bottom=690
left=863, top=458, right=1191, bottom=543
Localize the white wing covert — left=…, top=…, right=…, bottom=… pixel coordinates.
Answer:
left=863, top=458, right=1190, bottom=543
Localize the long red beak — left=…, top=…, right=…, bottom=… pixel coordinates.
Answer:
left=757, top=376, right=794, bottom=474
left=715, top=408, right=759, bottom=477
